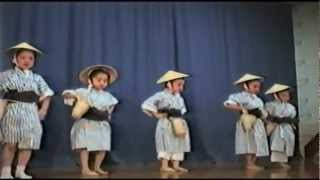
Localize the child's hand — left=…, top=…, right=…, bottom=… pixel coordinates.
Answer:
left=63, top=92, right=77, bottom=99
left=73, top=117, right=81, bottom=121
left=38, top=108, right=47, bottom=120
left=241, top=107, right=248, bottom=114
left=153, top=112, right=168, bottom=119
left=62, top=92, right=78, bottom=106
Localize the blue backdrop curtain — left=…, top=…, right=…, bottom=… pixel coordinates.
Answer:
left=0, top=2, right=296, bottom=168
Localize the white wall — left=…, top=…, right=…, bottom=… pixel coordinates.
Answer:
left=291, top=2, right=319, bottom=158
left=0, top=3, right=2, bottom=70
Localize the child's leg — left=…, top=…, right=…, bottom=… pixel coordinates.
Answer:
left=251, top=154, right=264, bottom=169
left=271, top=151, right=290, bottom=169
left=245, top=154, right=252, bottom=167
left=1, top=143, right=16, bottom=178
left=251, top=154, right=257, bottom=165
left=93, top=151, right=109, bottom=175
left=15, top=149, right=32, bottom=178
left=246, top=154, right=263, bottom=170
left=160, top=159, right=175, bottom=172
left=172, top=153, right=188, bottom=172
left=172, top=161, right=188, bottom=172
left=79, top=149, right=98, bottom=176
left=279, top=162, right=291, bottom=169
left=158, top=152, right=175, bottom=172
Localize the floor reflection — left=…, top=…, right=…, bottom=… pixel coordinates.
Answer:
left=30, top=160, right=318, bottom=179
left=160, top=171, right=182, bottom=179
left=270, top=169, right=290, bottom=178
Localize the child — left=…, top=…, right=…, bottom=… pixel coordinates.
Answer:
left=62, top=65, right=118, bottom=176
left=223, top=73, right=269, bottom=170
left=141, top=70, right=191, bottom=173
left=265, top=83, right=297, bottom=169
left=0, top=42, right=54, bottom=179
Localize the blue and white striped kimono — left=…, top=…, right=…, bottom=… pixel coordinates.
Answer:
left=141, top=89, right=191, bottom=161
left=0, top=67, right=54, bottom=149
left=224, top=91, right=269, bottom=157
left=64, top=88, right=118, bottom=152
left=265, top=101, right=296, bottom=162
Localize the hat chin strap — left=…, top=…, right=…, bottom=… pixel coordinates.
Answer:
left=273, top=93, right=281, bottom=101
left=243, top=83, right=249, bottom=91
left=88, top=79, right=93, bottom=91
left=12, top=54, right=18, bottom=65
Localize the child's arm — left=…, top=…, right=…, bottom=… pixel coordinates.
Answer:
left=36, top=75, right=54, bottom=102
left=38, top=96, right=51, bottom=120
left=62, top=92, right=77, bottom=99
left=62, top=90, right=78, bottom=106
left=143, top=109, right=168, bottom=119
left=224, top=103, right=248, bottom=113
left=141, top=93, right=168, bottom=119
left=0, top=100, right=7, bottom=120
left=106, top=105, right=115, bottom=121
left=105, top=93, right=119, bottom=121
left=36, top=75, right=54, bottom=120
left=223, top=93, right=248, bottom=113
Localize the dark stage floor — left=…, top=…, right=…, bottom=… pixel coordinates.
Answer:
left=29, top=159, right=318, bottom=179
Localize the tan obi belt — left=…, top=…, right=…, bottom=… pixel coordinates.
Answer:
left=169, top=117, right=187, bottom=138
left=239, top=113, right=257, bottom=132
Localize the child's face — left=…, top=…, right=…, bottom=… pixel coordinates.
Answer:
left=246, top=80, right=261, bottom=94
left=277, top=90, right=290, bottom=102
left=168, top=79, right=185, bottom=94
left=15, top=50, right=35, bottom=70
left=91, top=72, right=109, bottom=90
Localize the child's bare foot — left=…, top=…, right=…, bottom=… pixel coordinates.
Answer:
left=81, top=169, right=99, bottom=176
left=246, top=164, right=264, bottom=171
left=173, top=166, right=189, bottom=173
left=160, top=167, right=176, bottom=172
left=94, top=168, right=109, bottom=175
left=279, top=163, right=291, bottom=170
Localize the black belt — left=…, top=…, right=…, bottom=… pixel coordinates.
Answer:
left=158, top=108, right=183, bottom=118
left=3, top=90, right=39, bottom=103
left=239, top=108, right=262, bottom=118
left=267, top=116, right=298, bottom=124
left=82, top=107, right=109, bottom=121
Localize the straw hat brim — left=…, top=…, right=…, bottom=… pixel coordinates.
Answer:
left=156, top=70, right=189, bottom=84
left=233, top=73, right=263, bottom=85
left=79, top=65, right=118, bottom=85
left=265, top=84, right=290, bottom=95
left=6, top=42, right=43, bottom=58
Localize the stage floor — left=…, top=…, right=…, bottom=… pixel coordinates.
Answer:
left=29, top=159, right=318, bottom=179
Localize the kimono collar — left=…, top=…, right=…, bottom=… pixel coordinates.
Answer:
left=88, top=85, right=104, bottom=93
left=274, top=99, right=288, bottom=105
left=164, top=88, right=179, bottom=96
left=14, top=66, right=32, bottom=77
left=243, top=91, right=257, bottom=98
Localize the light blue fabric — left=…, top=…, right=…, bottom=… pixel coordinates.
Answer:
left=224, top=91, right=269, bottom=157
left=265, top=101, right=296, bottom=157
left=142, top=89, right=191, bottom=153
left=0, top=68, right=54, bottom=149
left=67, top=88, right=118, bottom=151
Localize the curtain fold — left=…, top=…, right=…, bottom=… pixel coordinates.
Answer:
left=0, top=2, right=296, bottom=168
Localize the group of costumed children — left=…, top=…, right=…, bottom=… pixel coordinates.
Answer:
left=0, top=42, right=298, bottom=178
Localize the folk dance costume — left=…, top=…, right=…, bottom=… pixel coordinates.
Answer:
left=0, top=67, right=53, bottom=149
left=223, top=74, right=269, bottom=157
left=265, top=84, right=297, bottom=163
left=141, top=70, right=191, bottom=161
left=63, top=65, right=118, bottom=152
left=0, top=42, right=54, bottom=179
